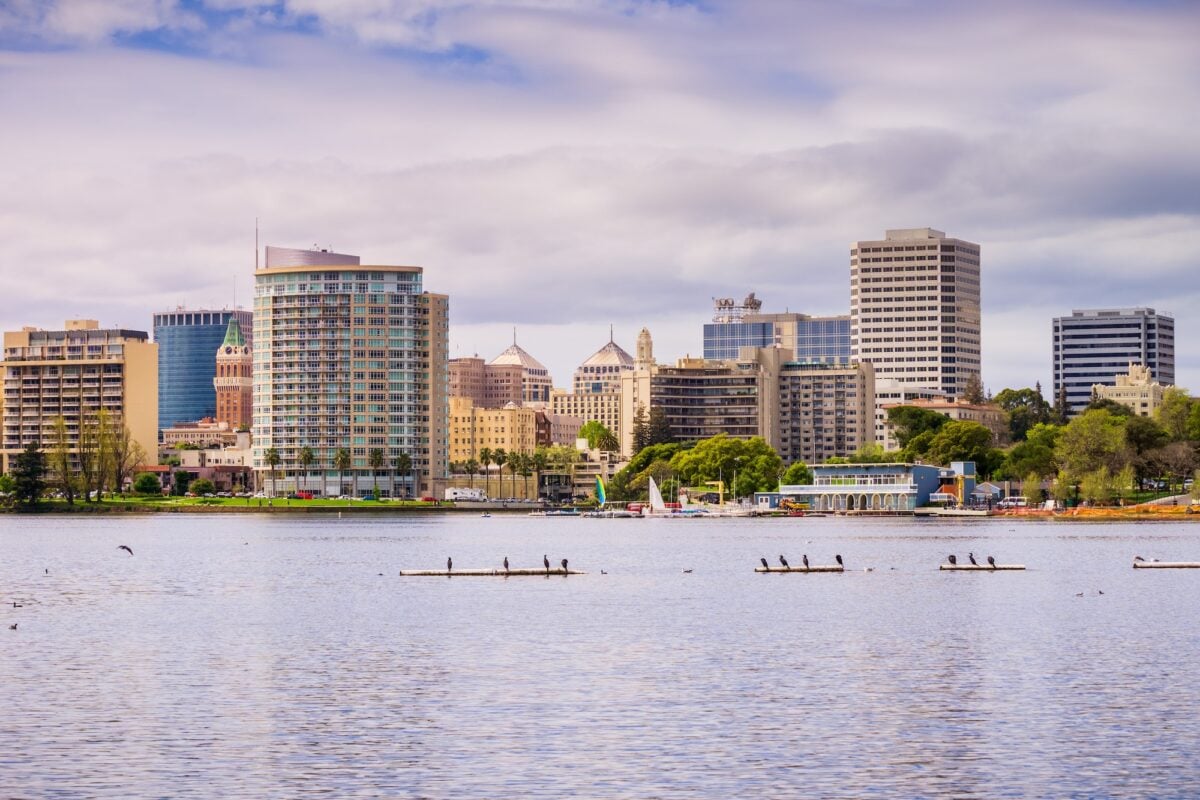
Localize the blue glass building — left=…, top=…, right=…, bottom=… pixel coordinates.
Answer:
left=704, top=312, right=850, bottom=364
left=154, top=309, right=253, bottom=429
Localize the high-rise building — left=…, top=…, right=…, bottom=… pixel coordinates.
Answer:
left=252, top=246, right=448, bottom=497
left=448, top=397, right=538, bottom=465
left=213, top=317, right=252, bottom=430
left=449, top=356, right=525, bottom=408
left=488, top=337, right=553, bottom=405
left=1052, top=308, right=1175, bottom=417
left=573, top=334, right=634, bottom=394
left=153, top=308, right=252, bottom=428
left=704, top=295, right=850, bottom=364
left=1, top=320, right=157, bottom=474
left=850, top=228, right=981, bottom=398
left=777, top=359, right=875, bottom=466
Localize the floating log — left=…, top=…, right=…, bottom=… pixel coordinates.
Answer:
left=755, top=565, right=844, bottom=573
left=1133, top=561, right=1200, bottom=569
left=399, top=568, right=586, bottom=577
left=940, top=564, right=1026, bottom=571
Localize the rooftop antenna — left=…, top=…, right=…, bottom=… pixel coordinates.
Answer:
left=609, top=323, right=614, bottom=344
left=513, top=326, right=517, bottom=346
left=254, top=217, right=259, bottom=271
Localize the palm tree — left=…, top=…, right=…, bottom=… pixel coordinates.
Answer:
left=298, top=446, right=315, bottom=496
left=393, top=452, right=412, bottom=499
left=465, top=458, right=479, bottom=489
left=368, top=448, right=384, bottom=499
left=479, top=447, right=493, bottom=500
left=532, top=449, right=549, bottom=501
left=264, top=447, right=280, bottom=498
left=492, top=449, right=508, bottom=500
left=516, top=452, right=533, bottom=499
left=333, top=447, right=351, bottom=497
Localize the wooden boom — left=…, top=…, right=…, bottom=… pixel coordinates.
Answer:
left=755, top=565, right=844, bottom=573
left=399, top=568, right=586, bottom=576
left=940, top=564, right=1025, bottom=571
left=1133, top=561, right=1200, bottom=569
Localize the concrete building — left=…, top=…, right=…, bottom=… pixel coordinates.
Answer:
left=882, top=398, right=1011, bottom=447
left=777, top=359, right=875, bottom=466
left=535, top=409, right=586, bottom=448
left=704, top=294, right=850, bottom=365
left=175, top=429, right=253, bottom=493
left=872, top=379, right=948, bottom=450
left=214, top=317, right=252, bottom=430
left=850, top=228, right=981, bottom=399
left=1093, top=363, right=1167, bottom=417
left=449, top=396, right=538, bottom=464
left=153, top=307, right=252, bottom=429
left=1053, top=308, right=1175, bottom=417
left=772, top=460, right=976, bottom=513
left=161, top=417, right=239, bottom=450
left=252, top=245, right=448, bottom=497
left=1, top=320, right=157, bottom=474
left=489, top=336, right=553, bottom=405
left=547, top=334, right=635, bottom=445
left=449, top=356, right=524, bottom=408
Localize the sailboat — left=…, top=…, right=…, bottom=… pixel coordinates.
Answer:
left=643, top=476, right=669, bottom=516
left=583, top=475, right=639, bottom=518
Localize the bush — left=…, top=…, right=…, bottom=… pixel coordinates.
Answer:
left=133, top=472, right=162, bottom=495
left=190, top=478, right=217, bottom=496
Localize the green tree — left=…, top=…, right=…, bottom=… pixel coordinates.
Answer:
left=479, top=447, right=493, bottom=499
left=48, top=415, right=77, bottom=506
left=333, top=447, right=352, bottom=496
left=190, top=478, right=217, bottom=496
left=578, top=421, right=611, bottom=450
left=888, top=406, right=949, bottom=449
left=669, top=435, right=783, bottom=498
left=172, top=470, right=192, bottom=496
left=994, top=387, right=1053, bottom=441
left=531, top=449, right=549, bottom=500
left=264, top=447, right=280, bottom=497
left=647, top=406, right=674, bottom=446
left=1052, top=385, right=1070, bottom=425
left=997, top=423, right=1061, bottom=479
left=12, top=443, right=46, bottom=507
left=847, top=442, right=889, bottom=463
left=298, top=446, right=315, bottom=495
left=921, top=421, right=995, bottom=469
left=0, top=474, right=14, bottom=508
left=368, top=448, right=384, bottom=499
left=1023, top=471, right=1045, bottom=505
left=631, top=404, right=650, bottom=453
left=1079, top=467, right=1114, bottom=505
left=393, top=452, right=413, bottom=498
left=1055, top=409, right=1129, bottom=478
left=1085, top=396, right=1133, bottom=417
left=514, top=452, right=533, bottom=499
left=961, top=372, right=986, bottom=404
left=1124, top=415, right=1169, bottom=488
left=1192, top=470, right=1200, bottom=501
left=1050, top=471, right=1075, bottom=505
left=464, top=458, right=480, bottom=490
left=781, top=462, right=813, bottom=486
left=1148, top=442, right=1196, bottom=493
left=1114, top=464, right=1137, bottom=503
left=492, top=449, right=508, bottom=499
left=1188, top=403, right=1200, bottom=442
left=133, top=472, right=162, bottom=495
left=1156, top=387, right=1193, bottom=442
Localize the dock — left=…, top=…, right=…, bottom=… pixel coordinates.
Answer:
left=940, top=564, right=1026, bottom=571
left=755, top=565, right=844, bottom=573
left=1133, top=561, right=1200, bottom=569
left=399, top=568, right=586, bottom=577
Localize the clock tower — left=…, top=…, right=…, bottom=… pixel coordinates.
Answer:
left=214, top=316, right=252, bottom=429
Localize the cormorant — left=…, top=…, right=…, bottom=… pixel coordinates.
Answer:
left=780, top=555, right=790, bottom=569
left=8, top=623, right=15, bottom=630
left=802, top=554, right=809, bottom=569
left=117, top=545, right=133, bottom=556
left=544, top=554, right=550, bottom=574
left=760, top=557, right=769, bottom=569
left=1134, top=556, right=1146, bottom=562
left=561, top=558, right=569, bottom=573
left=968, top=552, right=978, bottom=566
left=987, top=556, right=996, bottom=569
left=447, top=557, right=453, bottom=572
left=503, top=556, right=510, bottom=573
left=948, top=554, right=957, bottom=565
left=835, top=554, right=843, bottom=567
left=683, top=569, right=693, bottom=574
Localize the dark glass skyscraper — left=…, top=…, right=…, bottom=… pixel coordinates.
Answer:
left=153, top=308, right=252, bottom=429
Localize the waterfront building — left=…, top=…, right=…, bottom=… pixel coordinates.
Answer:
left=771, top=460, right=976, bottom=512
left=872, top=379, right=949, bottom=450
left=449, top=356, right=524, bottom=408
left=1053, top=308, right=1175, bottom=417
left=850, top=228, right=981, bottom=398
left=214, top=317, right=252, bottom=430
left=448, top=396, right=538, bottom=464
left=252, top=245, right=448, bottom=497
left=704, top=294, right=850, bottom=364
left=1092, top=363, right=1167, bottom=417
left=153, top=307, right=252, bottom=429
left=881, top=398, right=1010, bottom=447
left=1, top=319, right=157, bottom=473
left=777, top=359, right=875, bottom=465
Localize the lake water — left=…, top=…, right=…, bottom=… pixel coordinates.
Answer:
left=2, top=512, right=1199, bottom=798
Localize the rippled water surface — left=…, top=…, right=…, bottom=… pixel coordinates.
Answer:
left=3, top=512, right=1200, bottom=797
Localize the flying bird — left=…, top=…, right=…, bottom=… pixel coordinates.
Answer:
left=544, top=554, right=550, bottom=574
left=948, top=554, right=957, bottom=565
left=802, top=554, right=809, bottom=569
left=968, top=552, right=978, bottom=566
left=1075, top=592, right=1084, bottom=597
left=503, top=556, right=509, bottom=573
left=600, top=570, right=608, bottom=575
left=760, top=557, right=769, bottom=570
left=987, top=556, right=996, bottom=569
left=683, top=569, right=693, bottom=574
left=117, top=545, right=133, bottom=556
left=1098, top=590, right=1105, bottom=595
left=780, top=555, right=790, bottom=569
left=561, top=558, right=569, bottom=573
left=835, top=554, right=843, bottom=567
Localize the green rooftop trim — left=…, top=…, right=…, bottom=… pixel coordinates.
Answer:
left=221, top=317, right=246, bottom=347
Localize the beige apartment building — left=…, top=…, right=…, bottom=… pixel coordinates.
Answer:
left=851, top=228, right=981, bottom=399
left=252, top=246, right=448, bottom=497
left=1093, top=363, right=1167, bottom=417
left=448, top=396, right=538, bottom=464
left=1, top=320, right=157, bottom=474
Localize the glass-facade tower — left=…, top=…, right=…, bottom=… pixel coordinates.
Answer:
left=704, top=314, right=850, bottom=363
left=153, top=309, right=252, bottom=429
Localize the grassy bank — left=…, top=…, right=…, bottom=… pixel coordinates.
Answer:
left=5, top=496, right=467, bottom=513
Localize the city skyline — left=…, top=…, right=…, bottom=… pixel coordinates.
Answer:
left=1, top=1, right=1197, bottom=395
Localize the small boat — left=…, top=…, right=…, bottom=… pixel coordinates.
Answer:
left=481, top=512, right=491, bottom=518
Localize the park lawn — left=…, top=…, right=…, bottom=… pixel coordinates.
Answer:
left=29, top=496, right=448, bottom=512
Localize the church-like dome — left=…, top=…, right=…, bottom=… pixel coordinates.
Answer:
left=580, top=340, right=634, bottom=369
left=489, top=343, right=548, bottom=373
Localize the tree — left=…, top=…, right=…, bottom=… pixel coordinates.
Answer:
left=368, top=448, right=384, bottom=498
left=393, top=452, right=413, bottom=498
left=922, top=421, right=995, bottom=470
left=781, top=462, right=813, bottom=486
left=961, top=372, right=985, bottom=404
left=514, top=452, right=533, bottom=499
left=887, top=406, right=949, bottom=449
left=172, top=470, right=192, bottom=496
left=333, top=447, right=352, bottom=496
left=0, top=474, right=14, bottom=509
left=77, top=409, right=111, bottom=502
left=847, top=443, right=889, bottom=463
left=1192, top=470, right=1200, bottom=501
left=190, top=477, right=217, bottom=496
left=1079, top=467, right=1114, bottom=505
left=492, top=449, right=508, bottom=499
left=579, top=420, right=618, bottom=452
left=647, top=406, right=674, bottom=446
left=12, top=443, right=46, bottom=507
left=996, top=423, right=1061, bottom=479
left=1050, top=471, right=1075, bottom=505
left=1124, top=415, right=1169, bottom=488
left=298, top=446, right=315, bottom=495
left=1084, top=397, right=1133, bottom=417
left=479, top=447, right=493, bottom=500
left=631, top=404, right=650, bottom=453
left=1023, top=471, right=1045, bottom=505
left=1052, top=385, right=1070, bottom=425
left=531, top=449, right=549, bottom=500
left=1114, top=464, right=1136, bottom=503
left=994, top=387, right=1053, bottom=442
left=109, top=424, right=146, bottom=497
left=1156, top=387, right=1193, bottom=442
left=464, top=458, right=479, bottom=489
left=48, top=415, right=76, bottom=506
left=1148, top=442, right=1196, bottom=493
left=264, top=447, right=280, bottom=497
left=1055, top=409, right=1129, bottom=479
left=133, top=472, right=162, bottom=495
left=669, top=435, right=783, bottom=499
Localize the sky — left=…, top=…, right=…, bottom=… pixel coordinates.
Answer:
left=1, top=0, right=1197, bottom=396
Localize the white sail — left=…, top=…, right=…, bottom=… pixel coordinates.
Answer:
left=648, top=476, right=667, bottom=513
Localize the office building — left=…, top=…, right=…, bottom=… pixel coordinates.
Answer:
left=548, top=334, right=634, bottom=445
left=1092, top=363, right=1168, bottom=418
left=449, top=356, right=524, bottom=408
left=252, top=245, right=448, bottom=497
left=448, top=397, right=538, bottom=464
left=153, top=307, right=252, bottom=429
left=1052, top=308, right=1175, bottom=417
left=214, top=317, right=252, bottom=430
left=777, top=359, right=875, bottom=465
left=488, top=337, right=553, bottom=405
left=1, top=320, right=157, bottom=473
left=703, top=294, right=850, bottom=364
left=850, top=228, right=981, bottom=398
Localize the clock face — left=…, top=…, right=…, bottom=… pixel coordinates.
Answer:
left=225, top=346, right=232, bottom=354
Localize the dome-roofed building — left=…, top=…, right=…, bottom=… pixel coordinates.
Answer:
left=574, top=331, right=634, bottom=394
left=488, top=333, right=553, bottom=404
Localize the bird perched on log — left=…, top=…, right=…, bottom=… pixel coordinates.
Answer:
left=118, top=545, right=133, bottom=556
left=780, top=555, right=790, bottom=569
left=561, top=558, right=569, bottom=573
left=760, top=557, right=769, bottom=569
left=948, top=554, right=957, bottom=565
left=802, top=554, right=809, bottom=569
left=503, top=556, right=509, bottom=573
left=968, top=552, right=978, bottom=566
left=835, top=554, right=843, bottom=567
left=447, top=556, right=453, bottom=572
left=987, top=556, right=996, bottom=569
left=1134, top=556, right=1145, bottom=562
left=544, top=554, right=550, bottom=575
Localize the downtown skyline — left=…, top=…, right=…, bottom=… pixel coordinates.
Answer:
left=1, top=0, right=1197, bottom=395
